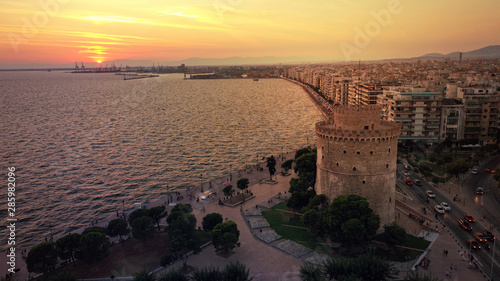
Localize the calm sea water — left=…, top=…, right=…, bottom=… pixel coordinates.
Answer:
left=0, top=71, right=323, bottom=249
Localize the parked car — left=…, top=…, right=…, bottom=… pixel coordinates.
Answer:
left=458, top=219, right=472, bottom=231
left=468, top=239, right=481, bottom=249
left=481, top=230, right=495, bottom=241
left=440, top=202, right=451, bottom=211
left=474, top=232, right=487, bottom=243
left=405, top=178, right=413, bottom=186
left=471, top=169, right=478, bottom=175
left=414, top=179, right=422, bottom=186
left=402, top=170, right=410, bottom=176
left=476, top=187, right=484, bottom=195
left=426, top=190, right=436, bottom=198
left=434, top=205, right=445, bottom=214
left=484, top=168, right=495, bottom=174
left=464, top=214, right=476, bottom=223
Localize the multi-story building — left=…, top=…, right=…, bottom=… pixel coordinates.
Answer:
left=440, top=99, right=465, bottom=141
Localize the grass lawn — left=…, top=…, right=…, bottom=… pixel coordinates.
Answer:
left=262, top=202, right=326, bottom=253
left=44, top=229, right=211, bottom=279
left=373, top=234, right=431, bottom=262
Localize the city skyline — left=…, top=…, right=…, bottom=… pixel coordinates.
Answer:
left=1, top=0, right=500, bottom=67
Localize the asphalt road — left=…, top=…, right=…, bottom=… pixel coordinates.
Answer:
left=399, top=163, right=499, bottom=280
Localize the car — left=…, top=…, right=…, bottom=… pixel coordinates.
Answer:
left=440, top=202, right=451, bottom=211
left=404, top=165, right=412, bottom=171
left=402, top=170, right=410, bottom=176
left=405, top=178, right=413, bottom=186
left=414, top=179, right=422, bottom=186
left=474, top=232, right=487, bottom=243
left=468, top=239, right=481, bottom=249
left=481, top=230, right=495, bottom=241
left=476, top=187, right=484, bottom=195
left=485, top=168, right=495, bottom=174
left=458, top=219, right=472, bottom=231
left=426, top=190, right=436, bottom=198
left=471, top=169, right=478, bottom=175
left=434, top=205, right=445, bottom=214
left=464, top=214, right=476, bottom=223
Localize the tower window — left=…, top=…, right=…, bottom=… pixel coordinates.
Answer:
left=370, top=151, right=373, bottom=155
left=343, top=150, right=347, bottom=154
left=336, top=163, right=339, bottom=166
left=362, top=180, right=366, bottom=184
left=389, top=197, right=391, bottom=202
left=353, top=167, right=356, bottom=171
left=386, top=164, right=389, bottom=168
left=364, top=126, right=369, bottom=130
left=322, top=155, right=324, bottom=159
left=388, top=148, right=391, bottom=153
left=356, top=151, right=360, bottom=155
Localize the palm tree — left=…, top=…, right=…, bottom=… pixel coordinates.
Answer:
left=222, top=261, right=252, bottom=281
left=133, top=268, right=156, bottom=281
left=157, top=268, right=189, bottom=281
left=191, top=266, right=223, bottom=281
left=299, top=263, right=325, bottom=281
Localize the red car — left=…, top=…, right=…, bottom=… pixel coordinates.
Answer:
left=458, top=219, right=472, bottom=231
left=468, top=239, right=481, bottom=249
left=405, top=178, right=413, bottom=186
left=484, top=168, right=495, bottom=174
left=464, top=214, right=476, bottom=223
left=474, top=232, right=487, bottom=243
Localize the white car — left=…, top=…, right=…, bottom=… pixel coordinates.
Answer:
left=471, top=169, right=478, bottom=175
left=440, top=202, right=451, bottom=211
left=402, top=170, right=410, bottom=176
left=426, top=190, right=436, bottom=198
left=434, top=205, right=445, bottom=214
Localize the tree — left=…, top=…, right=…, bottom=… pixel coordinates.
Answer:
left=266, top=156, right=277, bottom=180
left=202, top=213, right=223, bottom=232
left=82, top=226, right=107, bottom=236
left=382, top=222, right=407, bottom=249
left=323, top=252, right=394, bottom=281
left=302, top=209, right=326, bottom=237
left=157, top=268, right=190, bottom=281
left=288, top=177, right=310, bottom=194
left=294, top=152, right=317, bottom=187
left=133, top=268, right=156, bottom=281
left=223, top=184, right=234, bottom=197
left=305, top=194, right=328, bottom=212
left=149, top=205, right=168, bottom=231
left=286, top=190, right=316, bottom=213
left=320, top=194, right=380, bottom=247
left=211, top=221, right=240, bottom=253
left=236, top=178, right=249, bottom=192
left=167, top=204, right=193, bottom=224
left=26, top=242, right=58, bottom=273
left=130, top=216, right=154, bottom=240
left=160, top=253, right=177, bottom=267
left=222, top=261, right=252, bottom=281
left=56, top=233, right=81, bottom=262
left=299, top=263, right=325, bottom=281
left=446, top=158, right=473, bottom=179
left=168, top=209, right=200, bottom=268
left=192, top=266, right=223, bottom=281
left=77, top=232, right=110, bottom=264
left=49, top=269, right=78, bottom=281
left=281, top=159, right=294, bottom=173
left=128, top=208, right=150, bottom=225
left=295, top=147, right=313, bottom=159
left=107, top=218, right=130, bottom=245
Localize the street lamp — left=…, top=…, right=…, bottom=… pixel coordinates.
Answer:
left=122, top=199, right=125, bottom=214
left=229, top=164, right=232, bottom=181
left=200, top=173, right=203, bottom=192
left=281, top=146, right=284, bottom=161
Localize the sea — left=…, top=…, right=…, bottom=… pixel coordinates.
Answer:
left=0, top=71, right=324, bottom=249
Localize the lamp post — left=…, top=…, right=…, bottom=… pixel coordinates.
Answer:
left=200, top=173, right=203, bottom=192
left=122, top=199, right=125, bottom=215
left=281, top=146, right=284, bottom=161
left=229, top=164, right=232, bottom=181
left=491, top=230, right=496, bottom=280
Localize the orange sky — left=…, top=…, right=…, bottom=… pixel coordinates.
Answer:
left=0, top=0, right=499, bottom=65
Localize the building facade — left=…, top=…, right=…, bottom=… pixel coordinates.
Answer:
left=315, top=105, right=400, bottom=227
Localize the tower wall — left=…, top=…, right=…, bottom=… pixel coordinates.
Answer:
left=315, top=105, right=400, bottom=228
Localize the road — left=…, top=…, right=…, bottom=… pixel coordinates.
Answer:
left=399, top=163, right=500, bottom=281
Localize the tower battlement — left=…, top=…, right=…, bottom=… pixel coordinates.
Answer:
left=332, top=105, right=384, bottom=130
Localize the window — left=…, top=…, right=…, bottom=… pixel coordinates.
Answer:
left=336, top=163, right=339, bottom=166
left=389, top=197, right=391, bottom=202
left=364, top=126, right=369, bottom=130
left=353, top=167, right=356, bottom=171
left=370, top=151, right=373, bottom=155
left=356, top=151, right=360, bottom=155
left=386, top=164, right=389, bottom=168
left=343, top=150, right=347, bottom=154
left=388, top=148, right=391, bottom=153
left=322, top=155, right=324, bottom=159
left=362, top=180, right=366, bottom=184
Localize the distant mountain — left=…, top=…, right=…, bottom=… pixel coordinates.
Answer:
left=419, top=45, right=500, bottom=58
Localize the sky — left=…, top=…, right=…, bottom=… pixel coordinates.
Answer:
left=0, top=0, right=499, bottom=66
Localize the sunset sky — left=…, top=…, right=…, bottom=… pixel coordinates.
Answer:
left=1, top=0, right=499, bottom=66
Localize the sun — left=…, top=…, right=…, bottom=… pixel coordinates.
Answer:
left=97, top=60, right=102, bottom=64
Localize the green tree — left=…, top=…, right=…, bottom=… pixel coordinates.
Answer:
left=157, top=268, right=190, bottom=281
left=26, top=242, right=58, bottom=273
left=128, top=209, right=150, bottom=225
left=222, top=261, right=252, bottom=281
left=49, top=269, right=78, bottom=281
left=305, top=194, right=328, bottom=212
left=130, top=216, right=154, bottom=240
left=149, top=205, right=168, bottom=231
left=192, top=266, right=223, bottom=281
left=302, top=209, right=326, bottom=237
left=211, top=221, right=240, bottom=253
left=77, top=232, right=110, bottom=264
left=288, top=177, right=311, bottom=194
left=295, top=147, right=313, bottom=159
left=287, top=190, right=316, bottom=213
left=56, top=233, right=81, bottom=262
left=282, top=159, right=294, bottom=173
left=446, top=158, right=473, bottom=179
left=299, top=263, right=325, bottom=281
left=294, top=152, right=317, bottom=187
left=223, top=184, right=234, bottom=197
left=236, top=178, right=249, bottom=192
left=160, top=253, right=177, bottom=267
left=167, top=204, right=193, bottom=224
left=202, top=213, right=223, bottom=232
left=107, top=218, right=130, bottom=245
left=321, top=194, right=380, bottom=247
left=168, top=209, right=200, bottom=268
left=266, top=155, right=277, bottom=180
left=82, top=226, right=108, bottom=236
left=323, top=252, right=393, bottom=281
left=133, top=268, right=156, bottom=281
left=382, top=222, right=407, bottom=249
